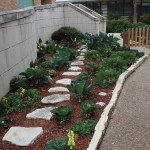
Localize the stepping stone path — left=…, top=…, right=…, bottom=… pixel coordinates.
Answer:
left=3, top=127, right=43, bottom=146
left=76, top=56, right=85, bottom=61
left=26, top=107, right=55, bottom=120
left=96, top=102, right=106, bottom=107
left=3, top=48, right=89, bottom=147
left=56, top=78, right=71, bottom=85
left=48, top=87, right=69, bottom=93
left=98, top=92, right=107, bottom=96
left=71, top=60, right=84, bottom=66
left=62, top=72, right=81, bottom=76
left=41, top=94, right=70, bottom=104
left=68, top=66, right=82, bottom=71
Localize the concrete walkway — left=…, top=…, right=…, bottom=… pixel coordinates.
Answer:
left=99, top=47, right=150, bottom=150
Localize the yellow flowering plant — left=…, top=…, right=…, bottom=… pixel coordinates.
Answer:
left=67, top=130, right=75, bottom=150
left=19, top=88, right=26, bottom=97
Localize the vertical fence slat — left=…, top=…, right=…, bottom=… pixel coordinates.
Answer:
left=135, top=28, right=138, bottom=47
left=139, top=28, right=142, bottom=47
left=142, top=27, right=145, bottom=47
left=131, top=28, right=134, bottom=47
left=128, top=28, right=131, bottom=47
left=146, top=28, right=149, bottom=48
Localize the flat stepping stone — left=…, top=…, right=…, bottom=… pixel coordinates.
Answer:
left=56, top=78, right=71, bottom=85
left=80, top=53, right=85, bottom=56
left=76, top=56, right=85, bottom=60
left=62, top=72, right=81, bottom=76
left=81, top=49, right=87, bottom=52
left=48, top=87, right=69, bottom=93
left=41, top=94, right=70, bottom=104
left=98, top=92, right=107, bottom=96
left=26, top=107, right=55, bottom=120
left=3, top=127, right=43, bottom=146
left=71, top=61, right=84, bottom=66
left=96, top=102, right=106, bottom=107
left=68, top=66, right=82, bottom=71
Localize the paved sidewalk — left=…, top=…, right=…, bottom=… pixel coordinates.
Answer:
left=99, top=47, right=150, bottom=150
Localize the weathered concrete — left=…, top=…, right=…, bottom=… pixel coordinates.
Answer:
left=68, top=66, right=82, bottom=71
left=71, top=61, right=84, bottom=66
left=62, top=72, right=81, bottom=76
left=99, top=55, right=150, bottom=150
left=48, top=87, right=69, bottom=93
left=3, top=127, right=43, bottom=146
left=55, top=78, right=71, bottom=85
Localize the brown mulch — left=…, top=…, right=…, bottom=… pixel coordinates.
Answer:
left=0, top=47, right=114, bottom=150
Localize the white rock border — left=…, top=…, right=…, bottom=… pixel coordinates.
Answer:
left=87, top=54, right=149, bottom=150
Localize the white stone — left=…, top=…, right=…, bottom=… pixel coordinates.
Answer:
left=96, top=102, right=106, bottom=107
left=80, top=53, right=85, bottom=56
left=68, top=66, right=82, bottom=71
left=81, top=49, right=87, bottom=52
left=76, top=56, right=85, bottom=60
left=98, top=92, right=107, bottom=96
left=71, top=61, right=84, bottom=66
left=62, top=72, right=81, bottom=76
left=56, top=78, right=71, bottom=85
left=41, top=94, right=70, bottom=104
left=2, top=127, right=43, bottom=146
left=26, top=107, right=55, bottom=120
left=48, top=87, right=69, bottom=93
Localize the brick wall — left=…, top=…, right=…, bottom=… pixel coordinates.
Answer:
left=41, top=0, right=55, bottom=5
left=0, top=0, right=18, bottom=12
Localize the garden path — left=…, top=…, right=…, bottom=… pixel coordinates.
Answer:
left=99, top=47, right=150, bottom=150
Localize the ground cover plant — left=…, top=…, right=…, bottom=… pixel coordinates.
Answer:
left=0, top=29, right=144, bottom=150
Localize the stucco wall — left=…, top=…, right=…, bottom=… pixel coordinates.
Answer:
left=0, top=3, right=106, bottom=98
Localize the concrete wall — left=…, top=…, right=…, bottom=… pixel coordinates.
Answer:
left=0, top=3, right=106, bottom=98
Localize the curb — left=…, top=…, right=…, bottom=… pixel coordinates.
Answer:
left=87, top=54, right=149, bottom=150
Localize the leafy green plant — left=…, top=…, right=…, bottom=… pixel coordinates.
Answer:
left=58, top=47, right=80, bottom=60
left=110, top=51, right=137, bottom=66
left=103, top=57, right=128, bottom=72
left=82, top=100, right=99, bottom=117
left=5, top=88, right=42, bottom=114
left=70, top=120, right=96, bottom=136
left=67, top=80, right=93, bottom=102
left=86, top=62, right=99, bottom=73
left=107, top=12, right=121, bottom=20
left=85, top=50, right=101, bottom=61
left=20, top=67, right=52, bottom=87
left=46, top=137, right=70, bottom=150
left=97, top=48, right=112, bottom=57
left=139, top=14, right=150, bottom=25
left=50, top=56, right=70, bottom=69
left=40, top=61, right=52, bottom=68
left=51, top=26, right=84, bottom=43
left=76, top=73, right=90, bottom=81
left=0, top=117, right=14, bottom=128
left=93, top=68, right=120, bottom=88
left=0, top=97, right=9, bottom=115
left=67, top=130, right=75, bottom=150
left=10, top=77, right=28, bottom=91
left=37, top=43, right=45, bottom=58
left=48, top=70, right=57, bottom=77
left=51, top=106, right=73, bottom=123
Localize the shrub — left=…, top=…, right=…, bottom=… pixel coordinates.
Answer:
left=97, top=48, right=112, bottom=57
left=50, top=56, right=70, bottom=69
left=86, top=62, right=99, bottom=73
left=46, top=137, right=69, bottom=150
left=139, top=14, right=150, bottom=25
left=0, top=117, right=14, bottom=128
left=107, top=12, right=121, bottom=20
left=107, top=19, right=132, bottom=33
left=51, top=26, right=84, bottom=43
left=10, top=77, right=28, bottom=91
left=67, top=80, right=93, bottom=102
left=51, top=106, right=73, bottom=123
left=48, top=70, right=57, bottom=77
left=20, top=67, right=52, bottom=87
left=93, top=68, right=120, bottom=88
left=40, top=61, right=52, bottom=68
left=95, top=8, right=103, bottom=15
left=85, top=50, right=101, bottom=61
left=70, top=120, right=96, bottom=136
left=76, top=73, right=90, bottom=81
left=5, top=89, right=42, bottom=114
left=82, top=100, right=99, bottom=117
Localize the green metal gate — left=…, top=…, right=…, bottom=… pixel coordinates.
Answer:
left=19, top=0, right=34, bottom=9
